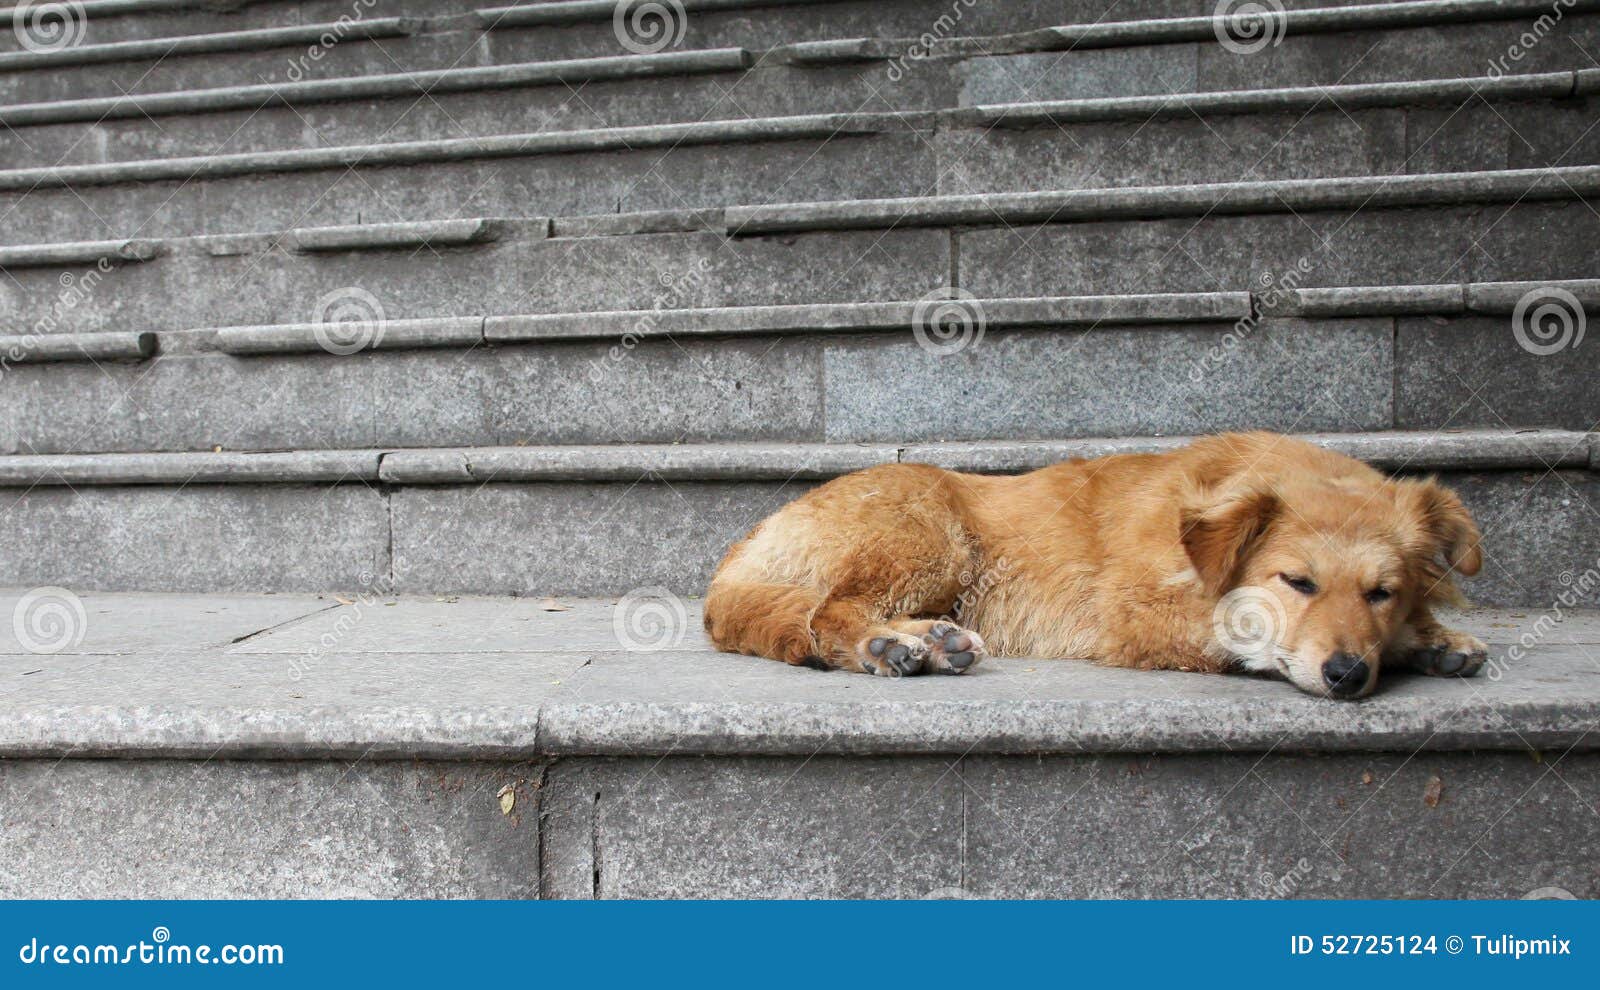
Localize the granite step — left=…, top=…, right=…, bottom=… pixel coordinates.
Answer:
left=1, top=64, right=1588, bottom=179
left=2, top=281, right=1595, bottom=455
left=2, top=0, right=1589, bottom=106
left=0, top=432, right=1591, bottom=604
left=0, top=590, right=1595, bottom=897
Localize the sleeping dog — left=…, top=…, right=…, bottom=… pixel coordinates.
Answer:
left=704, top=431, right=1488, bottom=699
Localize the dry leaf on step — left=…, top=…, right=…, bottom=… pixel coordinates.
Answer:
left=1423, top=775, right=1444, bottom=808
left=540, top=598, right=571, bottom=612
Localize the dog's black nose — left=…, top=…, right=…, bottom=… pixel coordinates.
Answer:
left=1322, top=653, right=1370, bottom=696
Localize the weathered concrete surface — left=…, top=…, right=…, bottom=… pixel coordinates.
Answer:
left=1, top=592, right=1595, bottom=898
left=0, top=760, right=541, bottom=898
left=3, top=593, right=1597, bottom=759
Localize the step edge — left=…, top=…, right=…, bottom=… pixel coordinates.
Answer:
left=0, top=431, right=1587, bottom=486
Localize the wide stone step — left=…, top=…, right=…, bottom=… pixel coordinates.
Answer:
left=3, top=281, right=1595, bottom=456
left=0, top=432, right=1591, bottom=604
left=1, top=166, right=1597, bottom=320
left=0, top=591, right=1594, bottom=896
left=0, top=0, right=1110, bottom=101
left=2, top=0, right=1588, bottom=108
left=1, top=62, right=1589, bottom=183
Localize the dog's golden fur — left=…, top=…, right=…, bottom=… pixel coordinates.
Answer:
left=705, top=431, right=1488, bottom=698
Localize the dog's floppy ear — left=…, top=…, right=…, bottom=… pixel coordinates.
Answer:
left=1396, top=478, right=1482, bottom=579
left=1180, top=487, right=1280, bottom=596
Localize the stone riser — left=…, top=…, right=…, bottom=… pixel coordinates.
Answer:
left=0, top=751, right=1594, bottom=897
left=4, top=79, right=1590, bottom=199
left=0, top=467, right=1593, bottom=603
left=2, top=5, right=1590, bottom=108
left=3, top=313, right=1593, bottom=455
left=0, top=198, right=1591, bottom=332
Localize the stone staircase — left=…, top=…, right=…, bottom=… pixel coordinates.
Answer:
left=1, top=0, right=1596, bottom=897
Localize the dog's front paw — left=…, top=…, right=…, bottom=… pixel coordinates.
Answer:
left=1405, top=630, right=1488, bottom=678
left=857, top=622, right=988, bottom=677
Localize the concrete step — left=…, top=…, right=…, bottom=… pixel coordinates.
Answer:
left=0, top=590, right=1595, bottom=896
left=1, top=175, right=1595, bottom=330
left=2, top=61, right=1590, bottom=179
left=3, top=281, right=1595, bottom=456
left=0, top=0, right=1086, bottom=102
left=3, top=0, right=1589, bottom=107
left=0, top=431, right=1591, bottom=604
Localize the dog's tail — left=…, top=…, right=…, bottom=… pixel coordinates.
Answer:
left=703, top=579, right=822, bottom=666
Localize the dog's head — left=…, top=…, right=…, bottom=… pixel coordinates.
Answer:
left=1181, top=474, right=1481, bottom=699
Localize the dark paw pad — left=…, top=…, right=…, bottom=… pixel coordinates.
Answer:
left=882, top=643, right=926, bottom=676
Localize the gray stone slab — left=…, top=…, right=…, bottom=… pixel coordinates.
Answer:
left=936, top=107, right=1407, bottom=195
left=379, top=442, right=899, bottom=484
left=538, top=641, right=1600, bottom=756
left=905, top=429, right=1593, bottom=473
left=0, top=485, right=389, bottom=592
left=962, top=751, right=1600, bottom=898
left=727, top=166, right=1600, bottom=235
left=957, top=206, right=1484, bottom=297
left=390, top=481, right=815, bottom=596
left=1447, top=469, right=1600, bottom=609
left=0, top=335, right=825, bottom=454
left=0, top=648, right=587, bottom=756
left=820, top=318, right=1394, bottom=442
left=0, top=589, right=331, bottom=653
left=228, top=596, right=718, bottom=655
left=0, top=126, right=927, bottom=246
left=0, top=759, right=540, bottom=897
left=0, top=449, right=383, bottom=485
left=1196, top=14, right=1600, bottom=92
left=958, top=43, right=1201, bottom=104
left=544, top=755, right=964, bottom=898
left=1397, top=315, right=1600, bottom=431
left=1464, top=200, right=1600, bottom=283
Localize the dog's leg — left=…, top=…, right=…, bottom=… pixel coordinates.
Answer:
left=810, top=599, right=987, bottom=677
left=1391, top=604, right=1488, bottom=677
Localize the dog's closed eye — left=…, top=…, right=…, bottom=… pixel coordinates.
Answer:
left=1279, top=573, right=1317, bottom=595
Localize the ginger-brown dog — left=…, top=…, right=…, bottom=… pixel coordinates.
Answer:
left=705, top=431, right=1489, bottom=698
